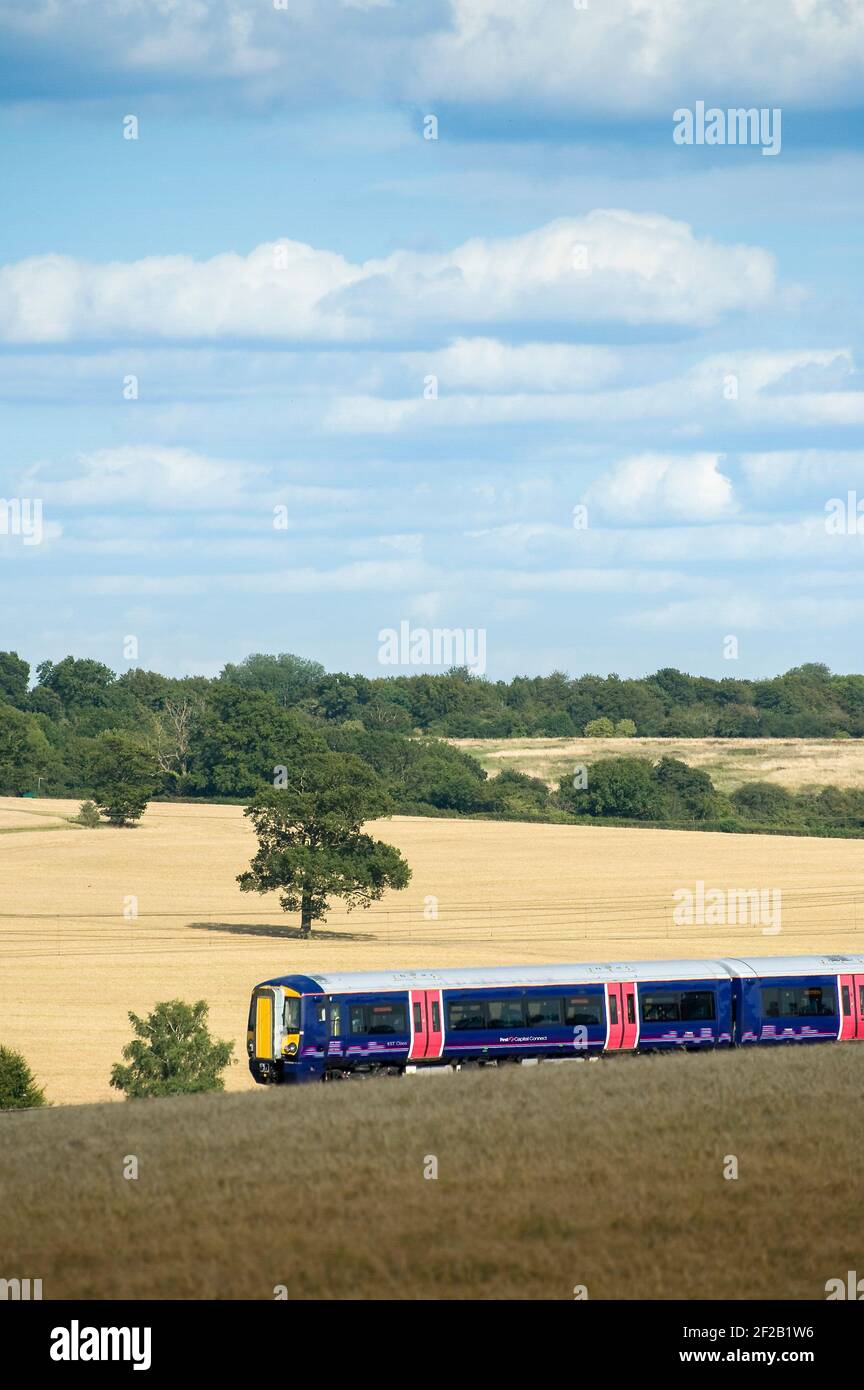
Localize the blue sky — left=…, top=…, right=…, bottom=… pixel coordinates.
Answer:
left=1, top=0, right=863, bottom=683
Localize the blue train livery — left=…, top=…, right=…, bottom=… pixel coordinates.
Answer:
left=246, top=954, right=864, bottom=1084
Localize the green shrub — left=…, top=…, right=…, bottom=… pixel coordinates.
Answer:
left=584, top=717, right=615, bottom=737
left=110, top=1000, right=234, bottom=1098
left=0, top=1045, right=47, bottom=1109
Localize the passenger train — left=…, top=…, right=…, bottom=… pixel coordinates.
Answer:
left=247, top=953, right=864, bottom=1084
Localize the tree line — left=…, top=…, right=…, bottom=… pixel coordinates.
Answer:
left=0, top=649, right=862, bottom=836
left=3, top=652, right=864, bottom=752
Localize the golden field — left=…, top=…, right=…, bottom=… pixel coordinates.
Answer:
left=451, top=735, right=864, bottom=793
left=1, top=796, right=864, bottom=1107
left=2, top=1046, right=862, bottom=1299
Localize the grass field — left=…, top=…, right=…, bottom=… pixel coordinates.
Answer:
left=2, top=1044, right=861, bottom=1299
left=451, top=735, right=864, bottom=793
left=2, top=797, right=864, bottom=1107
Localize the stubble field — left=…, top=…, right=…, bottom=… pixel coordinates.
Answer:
left=1, top=796, right=863, bottom=1107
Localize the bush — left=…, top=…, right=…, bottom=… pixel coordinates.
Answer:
left=73, top=799, right=102, bottom=827
left=731, top=782, right=800, bottom=825
left=653, top=756, right=718, bottom=821
left=584, top=717, right=615, bottom=737
left=558, top=756, right=664, bottom=820
left=491, top=768, right=551, bottom=815
left=110, top=1000, right=234, bottom=1098
left=0, top=1045, right=46, bottom=1109
left=615, top=719, right=637, bottom=737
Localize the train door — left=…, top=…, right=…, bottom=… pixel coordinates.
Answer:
left=425, top=989, right=444, bottom=1058
left=409, top=989, right=428, bottom=1060
left=253, top=987, right=276, bottom=1060
left=408, top=989, right=445, bottom=1059
left=838, top=974, right=864, bottom=1040
left=605, top=981, right=638, bottom=1051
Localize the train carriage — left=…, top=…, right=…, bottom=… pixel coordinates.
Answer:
left=247, top=954, right=864, bottom=1084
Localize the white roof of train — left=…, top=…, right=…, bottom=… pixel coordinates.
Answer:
left=295, top=955, right=864, bottom=994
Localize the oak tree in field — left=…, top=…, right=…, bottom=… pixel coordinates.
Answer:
left=89, top=731, right=160, bottom=825
left=0, top=1045, right=47, bottom=1110
left=238, top=750, right=411, bottom=936
left=110, top=1000, right=234, bottom=1098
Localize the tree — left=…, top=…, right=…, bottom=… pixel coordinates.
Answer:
left=238, top=750, right=412, bottom=935
left=146, top=694, right=204, bottom=789
left=0, top=702, right=53, bottom=793
left=0, top=651, right=29, bottom=707
left=219, top=652, right=325, bottom=707
left=559, top=756, right=664, bottom=820
left=0, top=1045, right=46, bottom=1109
left=110, top=1000, right=234, bottom=1098
left=89, top=732, right=160, bottom=825
left=615, top=718, right=637, bottom=737
left=36, top=656, right=115, bottom=710
left=73, top=800, right=102, bottom=827
left=190, top=686, right=324, bottom=796
left=653, top=756, right=718, bottom=820
left=584, top=717, right=615, bottom=737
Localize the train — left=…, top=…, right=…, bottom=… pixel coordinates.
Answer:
left=247, top=953, right=864, bottom=1084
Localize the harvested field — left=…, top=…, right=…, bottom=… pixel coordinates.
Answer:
left=1, top=798, right=864, bottom=1106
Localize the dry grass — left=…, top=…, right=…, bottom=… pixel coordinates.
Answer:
left=2, top=1044, right=861, bottom=1300
left=451, top=735, right=864, bottom=794
left=2, top=797, right=864, bottom=1106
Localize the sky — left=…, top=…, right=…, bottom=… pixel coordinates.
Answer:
left=0, top=0, right=863, bottom=684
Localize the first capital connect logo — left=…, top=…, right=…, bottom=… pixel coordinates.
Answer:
left=50, top=1321, right=152, bottom=1371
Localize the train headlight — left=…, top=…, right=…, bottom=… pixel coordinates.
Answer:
left=284, top=1041, right=298, bottom=1057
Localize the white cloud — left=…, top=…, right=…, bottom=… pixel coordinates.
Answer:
left=585, top=452, right=735, bottom=523
left=631, top=593, right=864, bottom=632
left=0, top=212, right=777, bottom=343
left=2, top=1, right=862, bottom=114
left=741, top=450, right=864, bottom=499
left=412, top=338, right=620, bottom=393
left=22, top=445, right=264, bottom=507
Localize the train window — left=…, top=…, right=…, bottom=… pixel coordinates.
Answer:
left=330, top=1002, right=341, bottom=1037
left=626, top=993, right=635, bottom=1025
left=564, top=996, right=603, bottom=1026
left=608, top=995, right=618, bottom=1025
left=348, top=1003, right=408, bottom=1034
left=448, top=1000, right=487, bottom=1030
left=860, top=986, right=864, bottom=1017
left=413, top=1002, right=423, bottom=1032
left=487, top=998, right=524, bottom=1027
left=431, top=1002, right=441, bottom=1031
left=842, top=986, right=851, bottom=1017
left=283, top=996, right=301, bottom=1032
left=525, top=997, right=563, bottom=1026
left=366, top=1003, right=408, bottom=1035
left=760, top=984, right=837, bottom=1018
left=641, top=990, right=716, bottom=1023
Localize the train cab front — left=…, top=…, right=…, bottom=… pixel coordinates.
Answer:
left=247, top=985, right=302, bottom=1084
